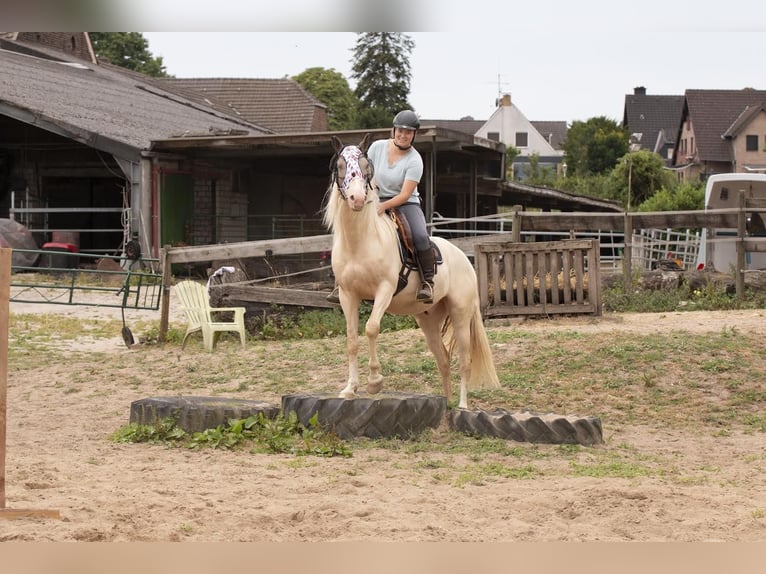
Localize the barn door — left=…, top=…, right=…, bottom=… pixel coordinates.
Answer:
left=161, top=173, right=194, bottom=246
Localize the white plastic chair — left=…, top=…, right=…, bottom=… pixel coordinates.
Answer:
left=174, top=280, right=246, bottom=352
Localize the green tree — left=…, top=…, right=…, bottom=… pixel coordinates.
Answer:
left=564, top=117, right=629, bottom=176
left=351, top=33, right=414, bottom=128
left=638, top=181, right=705, bottom=212
left=610, top=150, right=676, bottom=208
left=524, top=153, right=557, bottom=186
left=292, top=67, right=359, bottom=131
left=89, top=32, right=169, bottom=77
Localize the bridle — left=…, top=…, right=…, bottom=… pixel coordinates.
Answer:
left=330, top=144, right=374, bottom=200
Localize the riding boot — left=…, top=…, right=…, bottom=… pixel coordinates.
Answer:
left=415, top=247, right=435, bottom=303
left=326, top=285, right=340, bottom=304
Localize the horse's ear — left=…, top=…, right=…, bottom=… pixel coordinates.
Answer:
left=331, top=136, right=343, bottom=153
left=359, top=133, right=372, bottom=153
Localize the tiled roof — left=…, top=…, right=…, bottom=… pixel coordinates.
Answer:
left=722, top=102, right=766, bottom=139
left=421, top=118, right=568, bottom=150
left=685, top=89, right=766, bottom=161
left=0, top=38, right=269, bottom=160
left=420, top=118, right=485, bottom=136
left=157, top=78, right=328, bottom=133
left=530, top=121, right=568, bottom=150
left=623, top=93, right=685, bottom=153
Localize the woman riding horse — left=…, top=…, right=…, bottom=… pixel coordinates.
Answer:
left=327, top=110, right=434, bottom=304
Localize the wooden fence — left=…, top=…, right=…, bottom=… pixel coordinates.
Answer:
left=156, top=198, right=766, bottom=336
left=476, top=239, right=601, bottom=318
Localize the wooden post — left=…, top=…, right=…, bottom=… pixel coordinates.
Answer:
left=623, top=213, right=633, bottom=292
left=511, top=205, right=522, bottom=243
left=0, top=248, right=60, bottom=519
left=736, top=191, right=746, bottom=299
left=158, top=246, right=173, bottom=342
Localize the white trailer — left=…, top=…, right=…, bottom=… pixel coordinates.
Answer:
left=695, top=173, right=766, bottom=272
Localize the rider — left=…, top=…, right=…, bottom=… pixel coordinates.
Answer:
left=327, top=110, right=435, bottom=304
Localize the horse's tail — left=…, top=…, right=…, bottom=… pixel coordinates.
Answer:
left=442, top=305, right=500, bottom=390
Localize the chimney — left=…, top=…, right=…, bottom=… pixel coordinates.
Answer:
left=634, top=86, right=647, bottom=95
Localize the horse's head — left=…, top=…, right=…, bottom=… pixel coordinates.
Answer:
left=330, top=133, right=374, bottom=211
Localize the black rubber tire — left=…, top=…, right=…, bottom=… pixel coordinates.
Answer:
left=281, top=392, right=447, bottom=440
left=448, top=408, right=603, bottom=446
left=129, top=396, right=280, bottom=433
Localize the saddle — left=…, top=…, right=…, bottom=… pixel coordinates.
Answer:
left=388, top=208, right=443, bottom=296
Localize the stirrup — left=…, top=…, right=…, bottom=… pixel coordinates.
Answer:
left=326, top=286, right=340, bottom=304
left=416, top=282, right=433, bottom=303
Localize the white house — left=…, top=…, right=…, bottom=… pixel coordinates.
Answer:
left=475, top=93, right=566, bottom=180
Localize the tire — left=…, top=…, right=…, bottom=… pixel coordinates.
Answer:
left=448, top=408, right=603, bottom=446
left=129, top=396, right=280, bottom=433
left=281, top=392, right=447, bottom=440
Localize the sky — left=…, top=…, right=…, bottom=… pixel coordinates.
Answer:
left=11, top=0, right=763, bottom=125
left=138, top=0, right=765, bottom=125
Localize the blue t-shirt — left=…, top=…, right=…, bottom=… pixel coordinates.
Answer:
left=367, top=138, right=424, bottom=204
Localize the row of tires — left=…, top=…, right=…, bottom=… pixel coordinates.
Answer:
left=129, top=393, right=603, bottom=446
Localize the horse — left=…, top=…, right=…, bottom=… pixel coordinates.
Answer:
left=322, top=134, right=500, bottom=410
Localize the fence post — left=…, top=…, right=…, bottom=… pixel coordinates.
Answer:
left=623, top=213, right=633, bottom=291
left=159, top=246, right=173, bottom=341
left=737, top=191, right=746, bottom=299
left=511, top=205, right=522, bottom=242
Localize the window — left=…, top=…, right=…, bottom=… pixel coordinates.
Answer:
left=487, top=132, right=500, bottom=142
left=746, top=135, right=759, bottom=151
left=515, top=132, right=528, bottom=147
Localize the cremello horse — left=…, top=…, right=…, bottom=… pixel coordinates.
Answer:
left=323, top=134, right=500, bottom=409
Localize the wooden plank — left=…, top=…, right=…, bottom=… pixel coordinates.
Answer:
left=1, top=248, right=61, bottom=519
left=1, top=248, right=9, bottom=508
left=550, top=251, right=561, bottom=306
left=574, top=250, right=585, bottom=304
left=166, top=234, right=333, bottom=265
left=476, top=246, right=489, bottom=311
left=491, top=254, right=501, bottom=308
left=215, top=285, right=336, bottom=309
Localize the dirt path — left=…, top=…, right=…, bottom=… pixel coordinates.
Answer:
left=2, top=297, right=766, bottom=542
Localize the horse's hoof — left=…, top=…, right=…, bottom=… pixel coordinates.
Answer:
left=366, top=380, right=383, bottom=394
left=339, top=387, right=357, bottom=399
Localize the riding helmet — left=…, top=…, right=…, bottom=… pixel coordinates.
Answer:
left=392, top=110, right=420, bottom=130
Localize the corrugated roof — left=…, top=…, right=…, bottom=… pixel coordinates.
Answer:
left=0, top=40, right=270, bottom=160
left=685, top=89, right=766, bottom=162
left=157, top=78, right=328, bottom=133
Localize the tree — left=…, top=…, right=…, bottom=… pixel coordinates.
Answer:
left=638, top=181, right=704, bottom=212
left=292, top=67, right=359, bottom=131
left=610, top=150, right=676, bottom=207
left=89, top=33, right=169, bottom=77
left=351, top=33, right=414, bottom=128
left=564, top=116, right=629, bottom=176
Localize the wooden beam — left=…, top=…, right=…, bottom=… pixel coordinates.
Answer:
left=0, top=248, right=61, bottom=520
left=165, top=235, right=333, bottom=265
left=0, top=249, right=8, bottom=508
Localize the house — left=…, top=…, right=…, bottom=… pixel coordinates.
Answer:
left=0, top=33, right=505, bottom=263
left=156, top=78, right=329, bottom=133
left=673, top=88, right=766, bottom=182
left=622, top=86, right=685, bottom=166
left=424, top=104, right=619, bottom=213
left=474, top=93, right=566, bottom=180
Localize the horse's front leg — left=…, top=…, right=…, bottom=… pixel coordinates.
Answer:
left=338, top=294, right=361, bottom=399
left=364, top=289, right=394, bottom=394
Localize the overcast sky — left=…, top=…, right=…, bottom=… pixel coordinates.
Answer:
left=137, top=0, right=764, bottom=125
